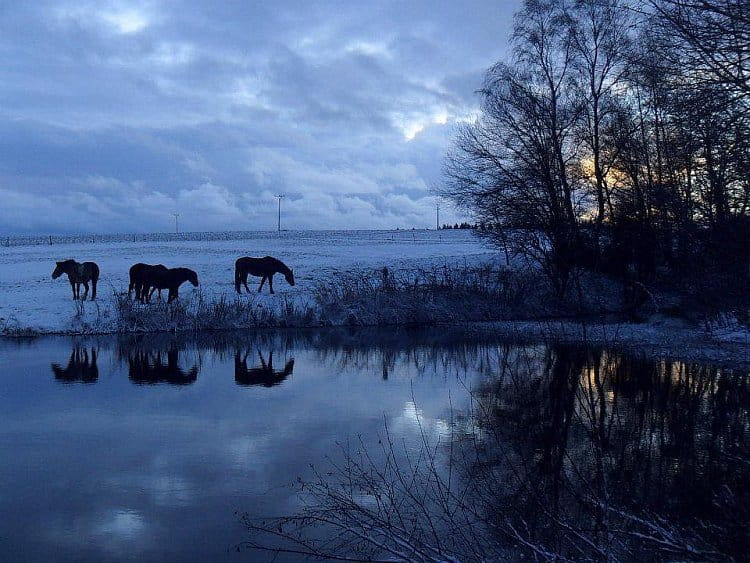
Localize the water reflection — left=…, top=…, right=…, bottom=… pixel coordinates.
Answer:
left=467, top=345, right=750, bottom=560
left=117, top=335, right=200, bottom=385
left=127, top=349, right=199, bottom=385
left=3, top=330, right=746, bottom=561
left=234, top=350, right=294, bottom=387
left=51, top=346, right=99, bottom=383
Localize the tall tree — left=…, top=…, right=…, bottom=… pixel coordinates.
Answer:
left=443, top=0, right=583, bottom=294
left=569, top=0, right=634, bottom=256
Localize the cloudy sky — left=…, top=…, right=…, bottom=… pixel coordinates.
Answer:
left=0, top=1, right=519, bottom=234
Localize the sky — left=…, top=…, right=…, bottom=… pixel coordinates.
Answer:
left=0, top=1, right=519, bottom=234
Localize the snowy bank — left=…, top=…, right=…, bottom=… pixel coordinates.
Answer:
left=0, top=230, right=496, bottom=335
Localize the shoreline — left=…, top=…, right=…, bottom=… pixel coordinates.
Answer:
left=4, top=316, right=748, bottom=369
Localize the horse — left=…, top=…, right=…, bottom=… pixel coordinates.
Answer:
left=142, top=267, right=199, bottom=303
left=235, top=350, right=294, bottom=387
left=129, top=263, right=168, bottom=302
left=235, top=256, right=295, bottom=295
left=52, top=259, right=99, bottom=300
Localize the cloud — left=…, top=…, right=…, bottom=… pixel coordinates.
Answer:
left=0, top=0, right=519, bottom=233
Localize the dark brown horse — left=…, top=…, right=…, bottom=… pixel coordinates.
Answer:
left=235, top=256, right=295, bottom=294
left=143, top=267, right=199, bottom=303
left=129, top=263, right=168, bottom=302
left=52, top=259, right=99, bottom=300
left=235, top=350, right=294, bottom=387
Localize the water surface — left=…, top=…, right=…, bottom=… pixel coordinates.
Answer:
left=0, top=329, right=747, bottom=561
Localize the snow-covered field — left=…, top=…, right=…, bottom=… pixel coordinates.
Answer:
left=0, top=229, right=497, bottom=334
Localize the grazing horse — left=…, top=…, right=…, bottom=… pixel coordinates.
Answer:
left=129, top=263, right=168, bottom=302
left=235, top=350, right=294, bottom=387
left=143, top=267, right=199, bottom=303
left=52, top=259, right=99, bottom=300
left=235, top=256, right=295, bottom=295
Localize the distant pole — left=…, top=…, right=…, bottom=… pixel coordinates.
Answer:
left=173, top=213, right=179, bottom=234
left=436, top=203, right=440, bottom=230
left=276, top=194, right=285, bottom=232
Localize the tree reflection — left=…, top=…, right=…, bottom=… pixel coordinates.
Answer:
left=470, top=346, right=750, bottom=560
left=240, top=343, right=748, bottom=561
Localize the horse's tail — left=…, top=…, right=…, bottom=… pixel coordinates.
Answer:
left=91, top=263, right=99, bottom=300
left=128, top=267, right=135, bottom=296
left=234, top=264, right=242, bottom=293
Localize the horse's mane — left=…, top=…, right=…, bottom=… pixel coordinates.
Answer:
left=266, top=256, right=291, bottom=274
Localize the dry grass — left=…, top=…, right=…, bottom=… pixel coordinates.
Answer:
left=113, top=289, right=317, bottom=333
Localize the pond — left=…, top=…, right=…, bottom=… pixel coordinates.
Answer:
left=0, top=329, right=747, bottom=561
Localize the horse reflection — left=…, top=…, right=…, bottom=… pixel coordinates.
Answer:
left=52, top=347, right=99, bottom=383
left=235, top=350, right=294, bottom=387
left=128, top=348, right=199, bottom=385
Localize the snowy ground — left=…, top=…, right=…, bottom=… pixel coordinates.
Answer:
left=0, top=229, right=497, bottom=334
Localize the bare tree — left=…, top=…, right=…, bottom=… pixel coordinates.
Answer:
left=647, top=0, right=750, bottom=103
left=442, top=0, right=583, bottom=295
left=569, top=0, right=635, bottom=257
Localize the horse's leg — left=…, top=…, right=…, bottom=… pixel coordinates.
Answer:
left=91, top=278, right=97, bottom=301
left=243, top=274, right=251, bottom=294
left=70, top=280, right=76, bottom=300
left=268, top=274, right=274, bottom=294
left=258, top=276, right=266, bottom=292
left=81, top=281, right=89, bottom=301
left=168, top=287, right=178, bottom=302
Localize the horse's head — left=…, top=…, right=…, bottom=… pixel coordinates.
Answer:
left=284, top=269, right=295, bottom=287
left=51, top=260, right=69, bottom=279
left=188, top=270, right=199, bottom=287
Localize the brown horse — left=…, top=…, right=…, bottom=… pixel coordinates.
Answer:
left=142, top=267, right=199, bottom=303
left=235, top=256, right=295, bottom=294
left=52, top=259, right=99, bottom=300
left=234, top=350, right=294, bottom=387
left=129, top=263, right=168, bottom=302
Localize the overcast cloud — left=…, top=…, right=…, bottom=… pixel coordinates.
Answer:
left=0, top=0, right=519, bottom=234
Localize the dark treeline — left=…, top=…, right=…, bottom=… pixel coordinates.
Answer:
left=440, top=221, right=476, bottom=229
left=442, top=0, right=750, bottom=309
